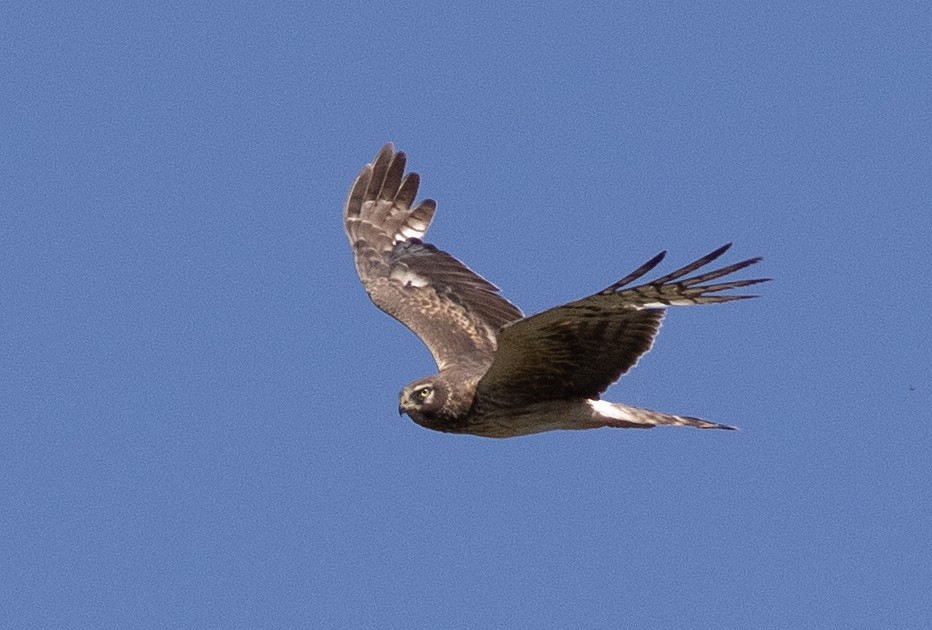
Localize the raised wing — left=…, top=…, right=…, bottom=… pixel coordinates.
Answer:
left=344, top=144, right=523, bottom=370
left=475, top=243, right=769, bottom=408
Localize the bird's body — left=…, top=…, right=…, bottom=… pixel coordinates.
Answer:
left=345, top=144, right=768, bottom=438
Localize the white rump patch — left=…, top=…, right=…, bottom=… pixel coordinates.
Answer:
left=390, top=266, right=430, bottom=288
left=588, top=399, right=629, bottom=420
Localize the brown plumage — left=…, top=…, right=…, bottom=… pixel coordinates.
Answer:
left=344, top=144, right=769, bottom=438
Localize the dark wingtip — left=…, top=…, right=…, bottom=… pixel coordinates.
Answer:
left=710, top=242, right=733, bottom=258
left=375, top=143, right=396, bottom=166
left=601, top=250, right=667, bottom=293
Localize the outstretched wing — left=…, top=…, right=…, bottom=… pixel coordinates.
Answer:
left=344, top=144, right=523, bottom=370
left=475, top=243, right=769, bottom=408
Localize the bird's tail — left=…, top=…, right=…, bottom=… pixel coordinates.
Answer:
left=588, top=399, right=737, bottom=430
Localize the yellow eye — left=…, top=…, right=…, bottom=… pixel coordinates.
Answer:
left=415, top=387, right=431, bottom=400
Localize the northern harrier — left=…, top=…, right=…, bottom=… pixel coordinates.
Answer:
left=344, top=144, right=767, bottom=438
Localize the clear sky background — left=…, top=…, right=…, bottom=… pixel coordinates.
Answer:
left=2, top=2, right=930, bottom=628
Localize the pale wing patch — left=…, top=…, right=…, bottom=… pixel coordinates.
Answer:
left=390, top=266, right=430, bottom=288
left=395, top=220, right=430, bottom=243
left=635, top=299, right=698, bottom=309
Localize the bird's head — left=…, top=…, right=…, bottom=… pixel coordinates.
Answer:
left=398, top=378, right=448, bottom=424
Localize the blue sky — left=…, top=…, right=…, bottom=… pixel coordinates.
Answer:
left=2, top=2, right=930, bottom=628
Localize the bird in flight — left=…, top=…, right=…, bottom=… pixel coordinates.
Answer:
left=344, top=144, right=768, bottom=438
